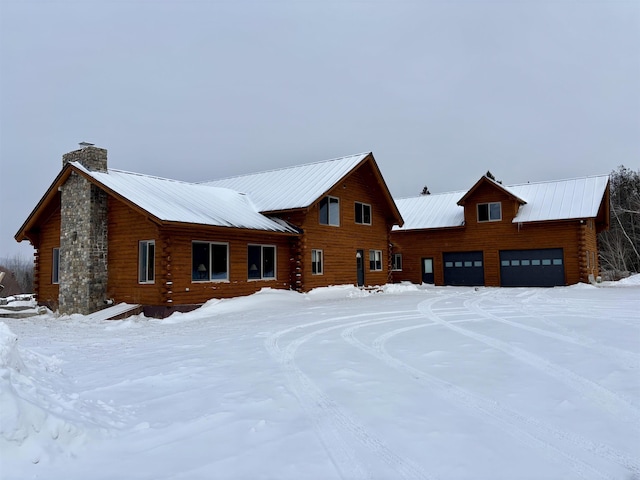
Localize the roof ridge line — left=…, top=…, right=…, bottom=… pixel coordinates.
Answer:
left=199, top=152, right=371, bottom=184
left=72, top=163, right=195, bottom=185
left=507, top=173, right=609, bottom=188
left=395, top=190, right=467, bottom=201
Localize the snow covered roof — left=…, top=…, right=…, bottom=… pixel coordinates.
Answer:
left=394, top=175, right=609, bottom=231
left=457, top=175, right=527, bottom=206
left=508, top=175, right=609, bottom=223
left=394, top=191, right=466, bottom=230
left=201, top=153, right=371, bottom=212
left=72, top=163, right=299, bottom=233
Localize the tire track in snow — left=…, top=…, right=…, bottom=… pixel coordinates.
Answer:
left=265, top=311, right=436, bottom=480
left=488, top=290, right=640, bottom=368
left=419, top=295, right=640, bottom=429
left=340, top=307, right=639, bottom=479
left=463, top=297, right=640, bottom=370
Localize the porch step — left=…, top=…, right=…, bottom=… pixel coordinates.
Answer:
left=85, top=303, right=141, bottom=321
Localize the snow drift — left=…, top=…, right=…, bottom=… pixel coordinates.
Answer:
left=0, top=322, right=86, bottom=464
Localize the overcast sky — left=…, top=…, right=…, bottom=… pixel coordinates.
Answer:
left=1, top=0, right=638, bottom=258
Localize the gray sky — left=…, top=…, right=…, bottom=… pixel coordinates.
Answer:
left=1, top=0, right=638, bottom=259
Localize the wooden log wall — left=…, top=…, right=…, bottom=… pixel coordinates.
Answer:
left=391, top=183, right=595, bottom=286
left=277, top=160, right=396, bottom=291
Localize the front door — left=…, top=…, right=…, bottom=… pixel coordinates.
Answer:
left=356, top=250, right=365, bottom=287
left=422, top=257, right=434, bottom=284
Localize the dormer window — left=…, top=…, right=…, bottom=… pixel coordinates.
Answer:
left=477, top=202, right=501, bottom=222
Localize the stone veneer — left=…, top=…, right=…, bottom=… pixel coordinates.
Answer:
left=58, top=147, right=109, bottom=315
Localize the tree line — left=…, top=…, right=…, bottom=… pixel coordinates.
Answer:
left=598, top=165, right=640, bottom=279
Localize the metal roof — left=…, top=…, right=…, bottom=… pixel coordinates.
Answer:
left=394, top=175, right=609, bottom=231
left=509, top=175, right=609, bottom=223
left=201, top=153, right=371, bottom=212
left=72, top=163, right=299, bottom=233
left=394, top=191, right=466, bottom=231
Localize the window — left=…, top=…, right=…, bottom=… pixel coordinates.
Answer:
left=311, top=249, right=323, bottom=275
left=192, top=242, right=228, bottom=281
left=477, top=202, right=502, bottom=222
left=355, top=202, right=371, bottom=225
left=248, top=245, right=276, bottom=280
left=319, top=196, right=340, bottom=226
left=52, top=248, right=60, bottom=284
left=369, top=250, right=383, bottom=271
left=138, top=240, right=155, bottom=284
left=392, top=253, right=403, bottom=271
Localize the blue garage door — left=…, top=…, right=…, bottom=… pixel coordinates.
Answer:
left=500, top=248, right=565, bottom=287
left=443, top=251, right=484, bottom=286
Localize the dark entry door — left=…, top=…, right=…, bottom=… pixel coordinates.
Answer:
left=422, top=258, right=434, bottom=284
left=500, top=248, right=565, bottom=287
left=443, top=251, right=484, bottom=286
left=356, top=249, right=365, bottom=287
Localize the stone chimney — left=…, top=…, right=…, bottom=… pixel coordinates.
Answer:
left=62, top=143, right=108, bottom=172
left=58, top=144, right=109, bottom=315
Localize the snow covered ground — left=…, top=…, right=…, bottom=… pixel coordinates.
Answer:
left=1, top=279, right=639, bottom=480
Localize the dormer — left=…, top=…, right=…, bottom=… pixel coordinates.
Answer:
left=457, top=175, right=527, bottom=225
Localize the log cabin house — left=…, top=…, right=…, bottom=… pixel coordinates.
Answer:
left=390, top=174, right=610, bottom=287
left=15, top=145, right=610, bottom=316
left=15, top=146, right=403, bottom=315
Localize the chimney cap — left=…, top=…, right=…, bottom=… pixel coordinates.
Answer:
left=79, top=141, right=95, bottom=148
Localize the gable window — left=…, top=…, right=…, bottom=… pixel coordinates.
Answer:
left=192, top=242, right=229, bottom=281
left=138, top=240, right=155, bottom=284
left=392, top=253, right=403, bottom=271
left=248, top=245, right=276, bottom=280
left=52, top=248, right=60, bottom=284
left=477, top=202, right=502, bottom=222
left=319, top=196, right=340, bottom=226
left=311, top=249, right=323, bottom=275
left=369, top=250, right=383, bottom=271
left=355, top=202, right=372, bottom=225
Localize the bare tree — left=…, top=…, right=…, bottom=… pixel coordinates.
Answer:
left=0, top=254, right=34, bottom=295
left=599, top=165, right=640, bottom=279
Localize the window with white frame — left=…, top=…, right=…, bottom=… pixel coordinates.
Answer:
left=369, top=250, right=383, bottom=271
left=319, top=196, right=340, bottom=226
left=355, top=202, right=371, bottom=225
left=138, top=240, right=155, bottom=284
left=192, top=241, right=228, bottom=281
left=392, top=253, right=402, bottom=271
left=311, top=249, right=323, bottom=275
left=52, top=247, right=60, bottom=284
left=477, top=202, right=502, bottom=222
left=248, top=245, right=276, bottom=280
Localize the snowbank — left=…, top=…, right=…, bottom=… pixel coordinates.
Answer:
left=616, top=273, right=640, bottom=286
left=0, top=322, right=86, bottom=465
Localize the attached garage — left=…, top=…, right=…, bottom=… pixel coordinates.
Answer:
left=499, top=248, right=565, bottom=287
left=443, top=251, right=484, bottom=286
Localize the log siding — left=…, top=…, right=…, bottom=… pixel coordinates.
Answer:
left=392, top=181, right=605, bottom=286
